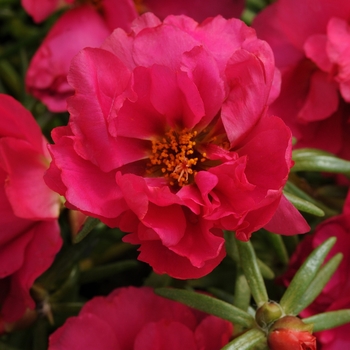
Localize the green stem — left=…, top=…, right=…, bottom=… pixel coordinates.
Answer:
left=79, top=260, right=138, bottom=284
left=264, top=230, right=289, bottom=265
left=233, top=268, right=251, bottom=312
left=221, top=328, right=266, bottom=350
left=33, top=319, right=48, bottom=350
left=236, top=240, right=268, bottom=307
left=74, top=217, right=100, bottom=243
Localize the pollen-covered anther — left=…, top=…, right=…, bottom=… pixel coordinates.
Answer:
left=172, top=157, right=198, bottom=186
left=147, top=128, right=205, bottom=187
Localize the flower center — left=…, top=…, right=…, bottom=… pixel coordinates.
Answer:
left=147, top=129, right=207, bottom=187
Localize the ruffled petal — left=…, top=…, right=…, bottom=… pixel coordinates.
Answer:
left=0, top=94, right=43, bottom=151
left=134, top=321, right=196, bottom=350
left=195, top=315, right=233, bottom=350
left=1, top=220, right=61, bottom=322
left=297, top=70, right=339, bottom=122
left=0, top=138, right=59, bottom=219
left=21, top=0, right=61, bottom=23
left=67, top=47, right=147, bottom=171
left=133, top=19, right=200, bottom=69
left=180, top=46, right=225, bottom=127
left=114, top=67, right=167, bottom=139
left=47, top=137, right=128, bottom=222
left=132, top=235, right=225, bottom=279
left=49, top=313, right=120, bottom=350
left=221, top=49, right=272, bottom=147
left=147, top=65, right=205, bottom=128
left=26, top=6, right=111, bottom=112
left=304, top=34, right=332, bottom=72
left=168, top=215, right=225, bottom=267
left=327, top=17, right=350, bottom=101
left=264, top=195, right=310, bottom=235
left=236, top=115, right=292, bottom=189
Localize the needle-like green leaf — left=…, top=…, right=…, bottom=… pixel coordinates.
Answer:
left=283, top=191, right=324, bottom=217
left=292, top=253, right=343, bottom=315
left=292, top=148, right=350, bottom=174
left=155, top=288, right=255, bottom=328
left=304, top=310, right=350, bottom=332
left=236, top=240, right=268, bottom=307
left=221, top=328, right=266, bottom=350
left=280, top=237, right=336, bottom=314
left=74, top=217, right=100, bottom=243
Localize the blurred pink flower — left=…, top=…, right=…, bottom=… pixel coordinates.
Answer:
left=48, top=287, right=233, bottom=350
left=139, top=0, right=245, bottom=22
left=44, top=13, right=309, bottom=279
left=0, top=94, right=62, bottom=328
left=25, top=1, right=137, bottom=112
left=281, top=193, right=350, bottom=349
left=253, top=0, right=350, bottom=159
left=21, top=0, right=72, bottom=23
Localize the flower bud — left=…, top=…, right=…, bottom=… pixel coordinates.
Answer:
left=255, top=301, right=283, bottom=328
left=268, top=316, right=316, bottom=350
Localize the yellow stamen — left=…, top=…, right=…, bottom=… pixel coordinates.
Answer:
left=147, top=128, right=206, bottom=187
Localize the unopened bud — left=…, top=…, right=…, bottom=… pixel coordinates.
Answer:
left=255, top=301, right=283, bottom=328
left=268, top=316, right=316, bottom=350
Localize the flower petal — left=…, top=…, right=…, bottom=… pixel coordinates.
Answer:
left=47, top=136, right=128, bottom=223
left=195, top=315, right=233, bottom=350
left=134, top=321, right=197, bottom=350
left=169, top=217, right=225, bottom=268
left=49, top=313, right=120, bottom=350
left=133, top=19, right=200, bottom=69
left=222, top=49, right=272, bottom=146
left=26, top=6, right=111, bottom=112
left=0, top=94, right=43, bottom=151
left=0, top=138, right=59, bottom=219
left=67, top=47, right=147, bottom=171
left=1, top=220, right=61, bottom=322
left=304, top=34, right=332, bottom=72
left=297, top=70, right=339, bottom=122
left=264, top=195, right=310, bottom=235
left=134, top=236, right=225, bottom=279
left=181, top=46, right=225, bottom=127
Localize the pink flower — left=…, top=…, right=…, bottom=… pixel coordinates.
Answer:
left=48, top=287, right=233, bottom=350
left=0, top=94, right=62, bottom=327
left=253, top=0, right=350, bottom=159
left=44, top=14, right=309, bottom=279
left=21, top=0, right=72, bottom=23
left=281, top=193, right=350, bottom=349
left=25, top=1, right=137, bottom=112
left=139, top=0, right=245, bottom=23
left=316, top=312, right=350, bottom=350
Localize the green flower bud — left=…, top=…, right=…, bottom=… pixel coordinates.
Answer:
left=255, top=301, right=283, bottom=329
